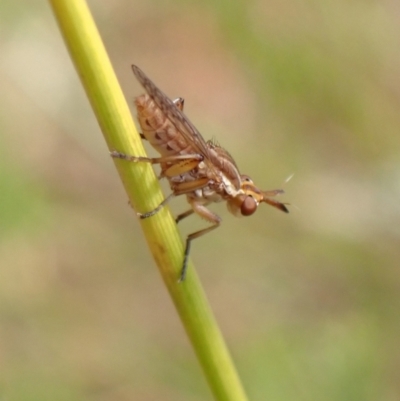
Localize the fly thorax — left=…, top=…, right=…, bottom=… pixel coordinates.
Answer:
left=221, top=173, right=241, bottom=197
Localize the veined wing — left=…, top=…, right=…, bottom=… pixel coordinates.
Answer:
left=132, top=65, right=216, bottom=172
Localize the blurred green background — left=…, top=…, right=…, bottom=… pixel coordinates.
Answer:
left=1, top=0, right=400, bottom=400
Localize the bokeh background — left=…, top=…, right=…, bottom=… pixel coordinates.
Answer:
left=1, top=1, right=400, bottom=400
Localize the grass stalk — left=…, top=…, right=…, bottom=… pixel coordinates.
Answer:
left=49, top=1, right=249, bottom=400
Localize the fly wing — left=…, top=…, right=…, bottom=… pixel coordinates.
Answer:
left=132, top=65, right=216, bottom=172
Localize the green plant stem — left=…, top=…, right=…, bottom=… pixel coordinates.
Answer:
left=49, top=1, right=249, bottom=400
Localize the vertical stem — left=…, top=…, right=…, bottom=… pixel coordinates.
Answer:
left=49, top=1, right=250, bottom=400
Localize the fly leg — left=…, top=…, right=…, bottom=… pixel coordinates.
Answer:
left=139, top=174, right=208, bottom=219
left=175, top=201, right=211, bottom=224
left=111, top=150, right=202, bottom=166
left=111, top=151, right=203, bottom=218
left=175, top=209, right=194, bottom=224
left=179, top=200, right=221, bottom=282
left=138, top=193, right=175, bottom=219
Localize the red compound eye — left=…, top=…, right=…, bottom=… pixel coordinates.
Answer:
left=240, top=196, right=257, bottom=216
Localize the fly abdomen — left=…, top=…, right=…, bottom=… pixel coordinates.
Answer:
left=135, top=94, right=192, bottom=156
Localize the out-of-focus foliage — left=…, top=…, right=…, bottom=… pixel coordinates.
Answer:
left=1, top=0, right=399, bottom=400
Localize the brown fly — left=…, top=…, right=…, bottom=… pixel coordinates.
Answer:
left=111, top=65, right=288, bottom=281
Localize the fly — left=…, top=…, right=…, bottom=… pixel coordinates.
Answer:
left=111, top=65, right=289, bottom=281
